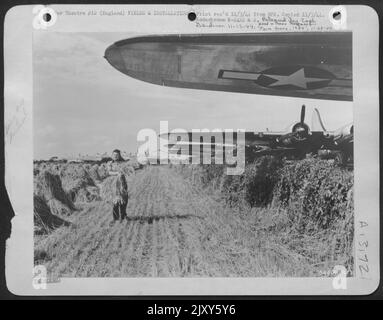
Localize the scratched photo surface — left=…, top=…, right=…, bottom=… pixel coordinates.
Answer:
left=33, top=30, right=353, bottom=279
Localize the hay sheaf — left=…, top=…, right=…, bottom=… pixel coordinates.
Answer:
left=34, top=171, right=76, bottom=216
left=88, top=164, right=102, bottom=182
left=59, top=164, right=98, bottom=203
left=34, top=195, right=70, bottom=234
left=34, top=162, right=62, bottom=176
left=93, top=162, right=136, bottom=181
left=118, top=162, right=136, bottom=177
left=100, top=174, right=128, bottom=204
left=97, top=164, right=109, bottom=180
left=60, top=164, right=95, bottom=189
left=74, top=186, right=101, bottom=203
left=98, top=162, right=139, bottom=204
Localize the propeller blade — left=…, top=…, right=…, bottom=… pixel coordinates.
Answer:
left=312, top=108, right=327, bottom=132
left=300, top=104, right=306, bottom=124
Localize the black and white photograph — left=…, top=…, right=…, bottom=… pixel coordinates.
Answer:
left=33, top=30, right=355, bottom=279
left=3, top=4, right=379, bottom=295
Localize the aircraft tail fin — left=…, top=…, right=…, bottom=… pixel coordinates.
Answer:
left=312, top=108, right=327, bottom=132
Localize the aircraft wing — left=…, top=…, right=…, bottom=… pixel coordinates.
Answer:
left=160, top=130, right=284, bottom=148
left=166, top=141, right=237, bottom=148
left=161, top=131, right=290, bottom=163
left=105, top=32, right=352, bottom=101
left=165, top=131, right=299, bottom=162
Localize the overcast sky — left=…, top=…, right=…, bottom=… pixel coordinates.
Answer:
left=33, top=32, right=353, bottom=159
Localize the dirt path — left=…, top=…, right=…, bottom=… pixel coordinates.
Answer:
left=35, top=166, right=299, bottom=277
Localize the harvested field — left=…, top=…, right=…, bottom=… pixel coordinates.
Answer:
left=34, top=162, right=354, bottom=278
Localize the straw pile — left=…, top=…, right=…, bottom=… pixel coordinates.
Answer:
left=88, top=164, right=102, bottom=182
left=60, top=164, right=99, bottom=203
left=100, top=174, right=128, bottom=204
left=34, top=195, right=70, bottom=234
left=97, top=163, right=109, bottom=180
left=34, top=171, right=76, bottom=216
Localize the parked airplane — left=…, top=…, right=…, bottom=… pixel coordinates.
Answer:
left=160, top=105, right=353, bottom=166
left=104, top=33, right=353, bottom=165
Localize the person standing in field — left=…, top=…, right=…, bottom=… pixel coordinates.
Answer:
left=107, top=149, right=128, bottom=222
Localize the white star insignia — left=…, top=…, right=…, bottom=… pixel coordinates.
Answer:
left=265, top=68, right=328, bottom=89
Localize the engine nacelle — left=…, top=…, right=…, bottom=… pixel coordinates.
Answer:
left=277, top=122, right=310, bottom=146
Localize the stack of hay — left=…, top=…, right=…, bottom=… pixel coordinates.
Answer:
left=100, top=173, right=130, bottom=205
left=119, top=162, right=135, bottom=177
left=60, top=164, right=100, bottom=203
left=100, top=176, right=118, bottom=204
left=88, top=164, right=102, bottom=182
left=34, top=170, right=76, bottom=217
left=34, top=195, right=70, bottom=234
left=97, top=163, right=110, bottom=180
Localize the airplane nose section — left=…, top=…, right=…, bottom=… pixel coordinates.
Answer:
left=104, top=43, right=126, bottom=73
